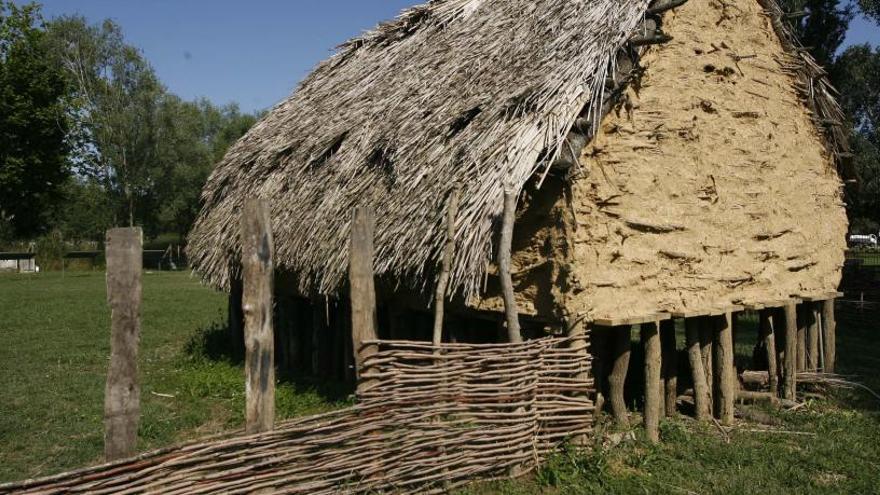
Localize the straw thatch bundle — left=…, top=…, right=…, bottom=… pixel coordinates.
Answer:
left=188, top=0, right=652, bottom=296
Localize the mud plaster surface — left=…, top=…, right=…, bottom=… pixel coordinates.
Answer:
left=561, top=0, right=847, bottom=319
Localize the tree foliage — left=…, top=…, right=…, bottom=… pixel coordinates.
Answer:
left=0, top=1, right=69, bottom=238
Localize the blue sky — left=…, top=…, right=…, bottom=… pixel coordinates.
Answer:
left=38, top=1, right=880, bottom=114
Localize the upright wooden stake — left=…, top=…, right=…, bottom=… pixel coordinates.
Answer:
left=432, top=186, right=461, bottom=346
left=713, top=312, right=735, bottom=425
left=822, top=299, right=836, bottom=373
left=608, top=326, right=631, bottom=427
left=104, top=227, right=143, bottom=461
left=642, top=321, right=661, bottom=443
left=498, top=186, right=522, bottom=343
left=698, top=318, right=714, bottom=408
left=796, top=306, right=807, bottom=371
left=660, top=320, right=677, bottom=417
left=685, top=318, right=711, bottom=421
left=241, top=199, right=275, bottom=434
left=783, top=303, right=798, bottom=401
left=566, top=316, right=591, bottom=444
left=807, top=303, right=820, bottom=370
left=758, top=309, right=779, bottom=396
left=349, top=207, right=379, bottom=394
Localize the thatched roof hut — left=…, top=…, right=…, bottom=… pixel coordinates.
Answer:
left=189, top=0, right=849, bottom=325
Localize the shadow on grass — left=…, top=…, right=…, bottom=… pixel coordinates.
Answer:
left=183, top=321, right=353, bottom=403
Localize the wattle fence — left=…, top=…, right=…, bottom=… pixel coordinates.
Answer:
left=0, top=336, right=593, bottom=494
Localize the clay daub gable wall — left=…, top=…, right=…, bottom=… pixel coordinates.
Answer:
left=561, top=0, right=847, bottom=319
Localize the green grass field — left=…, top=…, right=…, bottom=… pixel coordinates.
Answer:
left=0, top=271, right=347, bottom=483
left=1, top=271, right=878, bottom=492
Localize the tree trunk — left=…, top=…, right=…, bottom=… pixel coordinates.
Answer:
left=498, top=186, right=522, bottom=343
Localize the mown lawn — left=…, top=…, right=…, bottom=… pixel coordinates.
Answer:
left=0, top=271, right=347, bottom=483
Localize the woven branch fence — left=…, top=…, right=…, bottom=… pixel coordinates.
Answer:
left=0, top=336, right=593, bottom=494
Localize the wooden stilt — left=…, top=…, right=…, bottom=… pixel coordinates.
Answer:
left=698, top=317, right=714, bottom=409
left=822, top=299, right=836, bottom=373
left=566, top=316, right=591, bottom=444
left=591, top=327, right=608, bottom=418
left=796, top=305, right=807, bottom=372
left=642, top=321, right=662, bottom=443
left=498, top=186, right=521, bottom=343
left=758, top=309, right=779, bottom=396
left=660, top=320, right=677, bottom=417
left=807, top=303, right=820, bottom=371
left=713, top=312, right=735, bottom=425
left=608, top=326, right=631, bottom=427
left=685, top=318, right=711, bottom=421
left=782, top=303, right=798, bottom=401
left=241, top=200, right=275, bottom=434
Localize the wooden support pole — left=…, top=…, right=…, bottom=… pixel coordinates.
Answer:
left=822, top=299, right=836, bottom=373
left=713, top=312, right=735, bottom=425
left=685, top=318, right=711, bottom=421
left=241, top=199, right=275, bottom=434
left=608, top=326, right=631, bottom=427
left=660, top=320, right=677, bottom=417
left=432, top=186, right=461, bottom=346
left=782, top=303, right=798, bottom=401
left=807, top=303, right=820, bottom=371
left=796, top=305, right=807, bottom=372
left=698, top=317, right=714, bottom=409
left=758, top=309, right=779, bottom=396
left=566, top=316, right=591, bottom=444
left=642, top=321, right=661, bottom=443
left=349, top=207, right=379, bottom=394
left=104, top=227, right=143, bottom=461
left=498, top=186, right=522, bottom=343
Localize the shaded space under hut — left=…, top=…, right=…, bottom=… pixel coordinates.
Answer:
left=187, top=0, right=851, bottom=441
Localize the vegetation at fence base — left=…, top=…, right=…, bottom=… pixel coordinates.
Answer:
left=0, top=271, right=348, bottom=483
left=465, top=306, right=880, bottom=495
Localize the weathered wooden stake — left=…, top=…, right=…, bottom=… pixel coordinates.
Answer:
left=714, top=312, right=735, bottom=425
left=758, top=309, right=779, bottom=396
left=685, top=318, right=711, bottom=421
left=660, top=320, right=677, bottom=417
left=807, top=303, right=820, bottom=370
left=349, top=207, right=379, bottom=393
left=782, top=302, right=798, bottom=401
left=698, top=318, right=714, bottom=409
left=822, top=299, right=836, bottom=373
left=241, top=199, right=275, bottom=434
left=432, top=186, right=461, bottom=346
left=642, top=321, right=661, bottom=443
left=566, top=316, right=591, bottom=444
left=498, top=186, right=522, bottom=343
left=796, top=305, right=807, bottom=371
left=608, top=326, right=631, bottom=427
left=104, top=227, right=143, bottom=461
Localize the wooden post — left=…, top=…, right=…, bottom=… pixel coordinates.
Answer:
left=782, top=302, right=798, bottom=401
left=608, top=326, right=631, bottom=427
left=642, top=321, right=661, bottom=443
left=566, top=316, right=591, bottom=444
left=685, top=318, right=711, bottom=421
left=432, top=186, right=461, bottom=346
left=796, top=305, right=807, bottom=371
left=822, top=299, right=836, bottom=373
left=807, top=303, right=820, bottom=370
left=660, top=320, right=677, bottom=417
left=349, top=207, right=379, bottom=393
left=713, top=312, right=735, bottom=425
left=698, top=318, right=714, bottom=409
left=758, top=309, right=779, bottom=396
left=104, top=227, right=143, bottom=461
left=241, top=199, right=275, bottom=434
left=498, top=186, right=522, bottom=343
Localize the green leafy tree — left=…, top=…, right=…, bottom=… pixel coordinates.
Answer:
left=0, top=1, right=69, bottom=238
left=46, top=16, right=163, bottom=228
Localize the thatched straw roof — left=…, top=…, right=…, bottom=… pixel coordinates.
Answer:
left=188, top=0, right=848, bottom=297
left=189, top=0, right=652, bottom=295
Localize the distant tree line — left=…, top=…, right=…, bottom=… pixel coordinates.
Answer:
left=1, top=1, right=878, bottom=246
left=0, top=1, right=259, bottom=245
